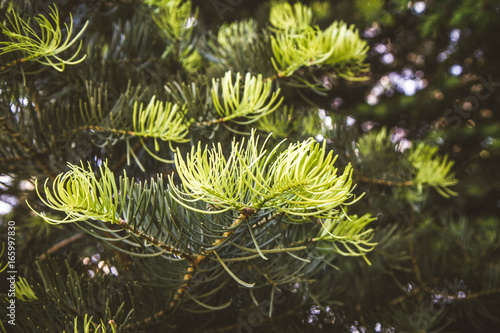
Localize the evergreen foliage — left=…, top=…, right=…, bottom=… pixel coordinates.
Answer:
left=1, top=0, right=499, bottom=332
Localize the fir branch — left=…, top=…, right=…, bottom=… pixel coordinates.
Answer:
left=0, top=148, right=49, bottom=164
left=132, top=96, right=191, bottom=146
left=28, top=161, right=120, bottom=224
left=175, top=71, right=282, bottom=128
left=0, top=5, right=88, bottom=72
left=117, top=218, right=197, bottom=262
left=408, top=142, right=458, bottom=198
left=269, top=9, right=369, bottom=79
left=68, top=94, right=192, bottom=162
left=459, top=288, right=500, bottom=300
left=387, top=284, right=427, bottom=306
left=125, top=210, right=256, bottom=329
left=28, top=162, right=200, bottom=260
left=211, top=71, right=283, bottom=125
left=313, top=213, right=377, bottom=260
left=269, top=2, right=313, bottom=33
left=168, top=210, right=254, bottom=310
left=170, top=130, right=361, bottom=219
left=132, top=96, right=191, bottom=162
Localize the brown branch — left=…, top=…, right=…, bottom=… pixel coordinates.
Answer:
left=386, top=277, right=441, bottom=307
left=387, top=285, right=425, bottom=306
left=70, top=125, right=135, bottom=136
left=39, top=233, right=87, bottom=261
left=124, top=209, right=257, bottom=330
left=460, top=288, right=500, bottom=300
left=0, top=57, right=29, bottom=72
left=408, top=210, right=431, bottom=294
left=0, top=148, right=49, bottom=164
left=252, top=212, right=284, bottom=230
left=388, top=286, right=500, bottom=308
left=167, top=209, right=255, bottom=310
left=194, top=117, right=226, bottom=127
left=117, top=219, right=196, bottom=262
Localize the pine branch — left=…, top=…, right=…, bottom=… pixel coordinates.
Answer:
left=408, top=142, right=458, bottom=198
left=168, top=210, right=254, bottom=310
left=122, top=210, right=255, bottom=330
left=0, top=5, right=88, bottom=72
left=211, top=71, right=283, bottom=125
left=117, top=218, right=197, bottom=262
left=171, top=130, right=361, bottom=219
left=269, top=2, right=313, bottom=33
left=270, top=19, right=369, bottom=78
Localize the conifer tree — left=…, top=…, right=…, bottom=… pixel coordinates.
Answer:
left=1, top=1, right=499, bottom=332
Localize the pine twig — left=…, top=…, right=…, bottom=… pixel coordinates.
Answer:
left=408, top=210, right=431, bottom=293
left=70, top=125, right=135, bottom=136
left=125, top=209, right=256, bottom=330
left=459, top=288, right=500, bottom=300
left=252, top=212, right=284, bottom=230
left=117, top=219, right=196, bottom=262
left=0, top=57, right=30, bottom=72
left=168, top=209, right=255, bottom=310
left=0, top=148, right=50, bottom=164
left=39, top=233, right=87, bottom=261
